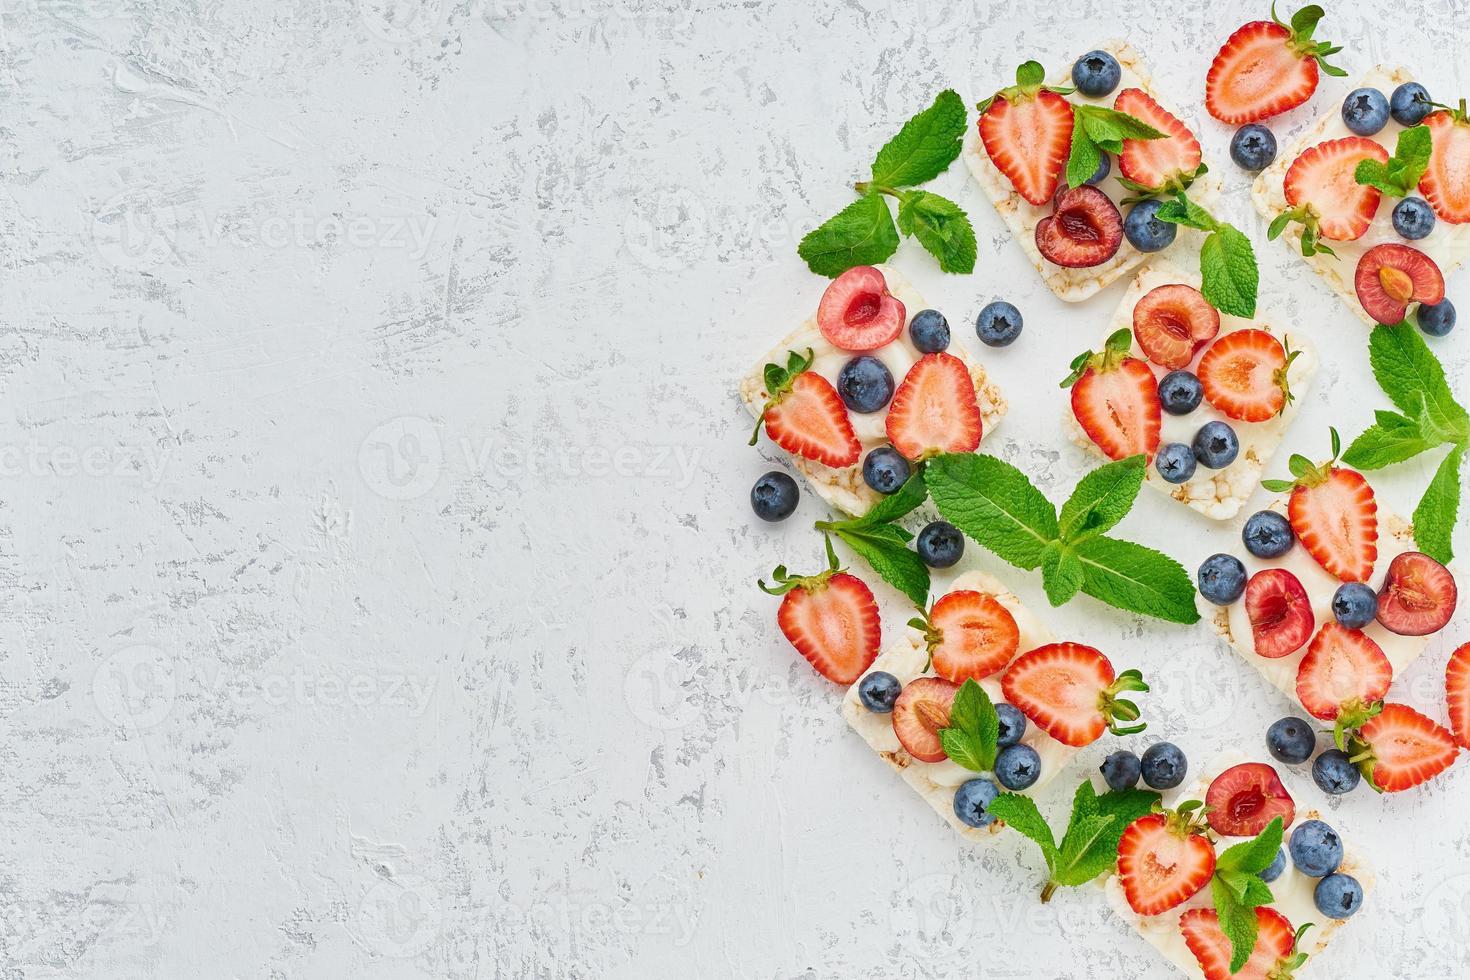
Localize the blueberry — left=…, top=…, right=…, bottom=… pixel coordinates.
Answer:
left=1266, top=716, right=1315, bottom=764
left=1192, top=420, right=1239, bottom=469
left=909, top=309, right=951, bottom=353
left=995, top=743, right=1042, bottom=791
left=858, top=671, right=901, bottom=713
left=1158, top=370, right=1203, bottom=415
left=1243, top=510, right=1295, bottom=558
left=1261, top=848, right=1287, bottom=884
left=976, top=301, right=1023, bottom=347
left=1419, top=299, right=1457, bottom=337
left=1124, top=199, right=1178, bottom=253
left=750, top=471, right=799, bottom=522
left=916, top=520, right=964, bottom=568
left=1313, top=748, right=1362, bottom=795
left=837, top=355, right=895, bottom=413
left=1314, top=873, right=1364, bottom=919
left=1332, top=582, right=1377, bottom=629
left=1341, top=87, right=1390, bottom=136
left=1289, top=819, right=1344, bottom=877
left=996, top=703, right=1027, bottom=747
left=1229, top=124, right=1277, bottom=172
left=1154, top=442, right=1197, bottom=484
left=1141, top=743, right=1187, bottom=790
left=1390, top=82, right=1433, bottom=126
left=1071, top=50, right=1122, bottom=97
left=1100, top=750, right=1142, bottom=791
left=1393, top=197, right=1436, bottom=241
left=1073, top=153, right=1111, bottom=187
left=953, top=777, right=1000, bottom=828
left=1197, top=554, right=1247, bottom=605
left=862, top=446, right=910, bottom=495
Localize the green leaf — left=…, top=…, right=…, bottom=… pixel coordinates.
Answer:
left=925, top=453, right=1059, bottom=570
left=847, top=470, right=930, bottom=527
left=870, top=89, right=968, bottom=188
left=1065, top=118, right=1104, bottom=190
left=1413, top=445, right=1465, bottom=564
left=1342, top=414, right=1437, bottom=469
left=1077, top=105, right=1165, bottom=145
left=1356, top=125, right=1432, bottom=197
left=1041, top=542, right=1084, bottom=606
left=942, top=679, right=1000, bottom=771
left=896, top=190, right=977, bottom=274
left=1154, top=194, right=1218, bottom=233
left=938, top=727, right=990, bottom=772
left=1073, top=535, right=1201, bottom=624
left=1212, top=876, right=1260, bottom=973
left=1058, top=454, right=1146, bottom=541
left=798, top=194, right=900, bottom=277
left=831, top=524, right=930, bottom=608
left=1217, top=817, right=1285, bottom=875
left=1016, top=60, right=1046, bottom=87
left=1051, top=814, right=1121, bottom=886
left=1095, top=787, right=1161, bottom=828
left=1368, top=322, right=1470, bottom=439
left=1199, top=224, right=1258, bottom=318
left=987, top=793, right=1058, bottom=870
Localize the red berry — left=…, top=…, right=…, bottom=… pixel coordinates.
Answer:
left=815, top=266, right=906, bottom=351
left=765, top=562, right=881, bottom=685
left=926, top=590, right=1020, bottom=684
left=885, top=352, right=982, bottom=461
left=1354, top=243, right=1445, bottom=325
left=1132, top=283, right=1220, bottom=370
left=891, top=676, right=959, bottom=763
left=1197, top=329, right=1295, bottom=423
left=1245, top=568, right=1314, bottom=659
left=1205, top=762, right=1296, bottom=838
left=1115, top=88, right=1202, bottom=193
left=1446, top=643, right=1470, bottom=749
left=1206, top=15, right=1335, bottom=124
left=1288, top=467, right=1378, bottom=583
left=761, top=371, right=861, bottom=468
left=1282, top=137, right=1388, bottom=242
left=1035, top=185, right=1123, bottom=268
left=1420, top=107, right=1470, bottom=224
left=1296, top=623, right=1392, bottom=721
left=1181, top=906, right=1298, bottom=980
left=1117, top=811, right=1215, bottom=916
left=1357, top=701, right=1459, bottom=792
left=1000, top=643, right=1147, bottom=747
left=1376, top=551, right=1458, bottom=636
left=980, top=88, right=1074, bottom=206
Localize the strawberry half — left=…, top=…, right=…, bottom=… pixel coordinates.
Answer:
left=1446, top=643, right=1470, bottom=749
left=1116, top=809, right=1216, bottom=916
left=1261, top=429, right=1377, bottom=582
left=1376, top=551, right=1458, bottom=636
left=1132, top=283, right=1220, bottom=370
left=1245, top=568, right=1314, bottom=659
left=978, top=61, right=1075, bottom=206
left=892, top=675, right=959, bottom=763
left=1296, top=622, right=1392, bottom=722
left=750, top=349, right=861, bottom=468
left=999, top=642, right=1148, bottom=747
left=1114, top=88, right=1203, bottom=194
left=885, top=352, right=982, bottom=461
left=1351, top=701, right=1459, bottom=793
left=1180, top=906, right=1304, bottom=980
left=920, top=590, right=1020, bottom=684
left=1197, top=329, right=1298, bottom=423
left=1354, top=243, right=1445, bottom=325
left=1420, top=102, right=1470, bottom=224
left=1205, top=762, right=1296, bottom=837
left=1205, top=5, right=1344, bottom=124
left=816, top=266, right=906, bottom=351
left=1270, top=137, right=1389, bottom=256
left=760, top=543, right=880, bottom=685
left=1062, top=328, right=1162, bottom=461
left=1035, top=185, right=1124, bottom=268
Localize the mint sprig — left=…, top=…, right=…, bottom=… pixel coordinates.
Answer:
left=1211, top=816, right=1286, bottom=972
left=1355, top=124, right=1432, bottom=198
left=1153, top=192, right=1259, bottom=317
left=816, top=471, right=931, bottom=608
left=936, top=678, right=1000, bottom=771
left=987, top=780, right=1160, bottom=901
left=1065, top=104, right=1166, bottom=190
left=1341, top=322, right=1470, bottom=562
left=799, top=90, right=975, bottom=276
left=924, top=453, right=1200, bottom=623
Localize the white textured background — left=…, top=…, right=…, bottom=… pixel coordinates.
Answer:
left=6, top=0, right=1470, bottom=976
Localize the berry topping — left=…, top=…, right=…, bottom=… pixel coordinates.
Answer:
left=1266, top=430, right=1377, bottom=582
left=1331, top=581, right=1377, bottom=629
left=1353, top=701, right=1459, bottom=792
left=995, top=743, right=1043, bottom=790
left=1141, top=742, right=1188, bottom=789
left=1158, top=369, right=1203, bottom=415
left=1315, top=873, right=1364, bottom=919
left=1243, top=509, right=1294, bottom=559
left=1000, top=642, right=1148, bottom=747
left=857, top=671, right=901, bottom=713
left=760, top=546, right=881, bottom=685
left=816, top=266, right=906, bottom=351
left=1205, top=6, right=1344, bottom=124
left=1448, top=643, right=1470, bottom=749
left=1340, top=87, right=1389, bottom=136
left=1273, top=137, right=1389, bottom=253
left=1390, top=82, right=1433, bottom=126
left=1375, top=551, right=1457, bottom=636
left=953, top=776, right=1000, bottom=828
left=1245, top=568, right=1314, bottom=659
left=1192, top=420, right=1240, bottom=469
left=1132, top=283, right=1220, bottom=369
left=750, top=470, right=800, bottom=522
left=891, top=675, right=959, bottom=763
left=885, top=352, right=983, bottom=461
left=976, top=300, right=1024, bottom=347
left=1392, top=197, right=1436, bottom=241
left=1114, top=87, right=1204, bottom=194
left=995, top=702, right=1027, bottom=747
left=1198, top=329, right=1298, bottom=423
left=1206, top=762, right=1296, bottom=837
left=921, top=590, right=1019, bottom=684
left=1180, top=906, right=1301, bottom=980
left=1062, top=328, right=1162, bottom=461
left=1289, top=819, right=1342, bottom=876
left=1266, top=716, right=1315, bottom=764
left=908, top=309, right=951, bottom=353
left=915, top=520, right=964, bottom=569
left=1100, top=749, right=1142, bottom=791
left=1035, top=185, right=1124, bottom=268
left=1313, top=748, right=1361, bottom=795
left=979, top=62, right=1075, bottom=205
left=1295, top=622, right=1392, bottom=722
left=1071, top=49, right=1121, bottom=97
left=1229, top=123, right=1277, bottom=171
left=1420, top=102, right=1470, bottom=223
left=1117, top=808, right=1216, bottom=915
left=1419, top=299, right=1457, bottom=336
left=862, top=446, right=910, bottom=495
left=1154, top=443, right=1196, bottom=484
left=751, top=349, right=862, bottom=468
left=836, top=355, right=895, bottom=413
left=1198, top=553, right=1247, bottom=605
left=1123, top=199, right=1179, bottom=253
left=1354, top=243, right=1445, bottom=325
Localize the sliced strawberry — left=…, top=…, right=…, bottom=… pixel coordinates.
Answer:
left=1376, top=551, right=1458, bottom=636
left=1274, top=137, right=1388, bottom=253
left=1354, top=243, right=1445, bottom=325
left=1446, top=643, right=1470, bottom=749
left=1197, top=329, right=1297, bottom=423
left=1420, top=104, right=1470, bottom=224
left=1245, top=568, right=1314, bottom=659
left=751, top=350, right=861, bottom=468
left=1132, top=283, right=1220, bottom=370
left=979, top=63, right=1074, bottom=206
left=1180, top=906, right=1299, bottom=980
left=1205, top=7, right=1343, bottom=124
left=1296, top=623, right=1392, bottom=721
left=1035, top=185, right=1123, bottom=268
left=1114, top=88, right=1203, bottom=194
left=1355, top=701, right=1459, bottom=792
left=1277, top=437, right=1377, bottom=582
left=1117, top=810, right=1216, bottom=916
left=892, top=676, right=959, bottom=763
left=816, top=266, right=906, bottom=351
left=1062, top=328, right=1162, bottom=461
left=1205, top=762, right=1296, bottom=837
left=760, top=552, right=880, bottom=685
left=924, top=590, right=1020, bottom=684
left=999, top=642, right=1147, bottom=747
left=885, top=352, right=982, bottom=461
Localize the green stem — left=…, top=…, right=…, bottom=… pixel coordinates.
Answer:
left=1040, top=880, right=1059, bottom=903
left=853, top=181, right=902, bottom=199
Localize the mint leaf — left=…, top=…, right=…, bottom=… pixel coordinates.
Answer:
left=1065, top=118, right=1104, bottom=191
left=1154, top=195, right=1219, bottom=232
left=1077, top=105, right=1165, bottom=146
left=848, top=470, right=929, bottom=527
left=940, top=679, right=1000, bottom=771
left=987, top=793, right=1058, bottom=870
left=1413, top=445, right=1464, bottom=564
left=1074, top=534, right=1201, bottom=624
left=829, top=523, right=930, bottom=608
left=870, top=89, right=967, bottom=188
left=798, top=194, right=899, bottom=277
left=897, top=191, right=977, bottom=274
left=1199, top=223, right=1258, bottom=318
left=938, top=727, right=990, bottom=771
left=1342, top=411, right=1437, bottom=468
left=1355, top=125, right=1432, bottom=197
left=1368, top=322, right=1470, bottom=438
left=1217, top=817, right=1285, bottom=875
left=1058, top=454, right=1145, bottom=541
left=1051, top=814, right=1119, bottom=886
left=1212, top=876, right=1261, bottom=973
left=925, top=453, right=1059, bottom=570
left=1041, top=542, right=1084, bottom=606
left=1095, top=787, right=1161, bottom=828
